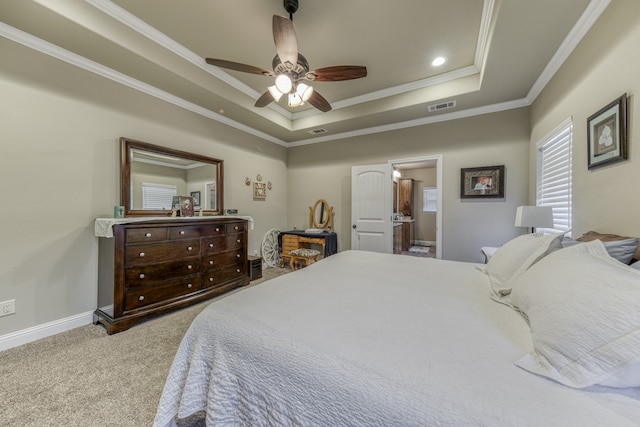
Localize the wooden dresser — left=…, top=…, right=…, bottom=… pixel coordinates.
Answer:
left=95, top=217, right=249, bottom=334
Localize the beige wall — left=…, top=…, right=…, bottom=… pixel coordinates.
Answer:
left=2, top=0, right=637, bottom=343
left=530, top=0, right=640, bottom=238
left=0, top=38, right=287, bottom=337
left=287, top=107, right=531, bottom=262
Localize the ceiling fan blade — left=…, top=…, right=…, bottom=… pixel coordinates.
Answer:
left=254, top=90, right=275, bottom=108
left=307, top=91, right=332, bottom=112
left=306, top=66, right=368, bottom=82
left=205, top=58, right=274, bottom=76
left=272, top=15, right=298, bottom=68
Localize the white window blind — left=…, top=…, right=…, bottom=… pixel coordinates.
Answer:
left=537, top=119, right=572, bottom=235
left=422, top=187, right=437, bottom=212
left=142, top=183, right=177, bottom=210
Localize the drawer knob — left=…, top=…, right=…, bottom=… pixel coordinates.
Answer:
left=209, top=277, right=214, bottom=282
left=236, top=239, right=241, bottom=243
left=209, top=260, right=214, bottom=265
left=234, top=226, right=239, bottom=230
left=145, top=233, right=151, bottom=237
left=187, top=283, right=193, bottom=288
left=236, top=268, right=240, bottom=273
left=139, top=252, right=145, bottom=257
left=187, top=265, right=193, bottom=269
left=215, top=228, right=220, bottom=232
left=180, top=230, right=185, bottom=235
left=187, top=246, right=193, bottom=251
left=138, top=295, right=145, bottom=301
left=209, top=243, right=213, bottom=248
left=139, top=273, right=145, bottom=279
left=236, top=254, right=240, bottom=258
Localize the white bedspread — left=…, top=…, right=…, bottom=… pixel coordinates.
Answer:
left=154, top=250, right=640, bottom=426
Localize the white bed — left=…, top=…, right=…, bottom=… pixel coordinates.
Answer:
left=154, top=239, right=640, bottom=426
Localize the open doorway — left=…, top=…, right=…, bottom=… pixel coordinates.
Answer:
left=390, top=155, right=442, bottom=259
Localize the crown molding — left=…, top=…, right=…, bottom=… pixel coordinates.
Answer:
left=287, top=98, right=531, bottom=147
left=526, top=0, right=611, bottom=103
left=1, top=0, right=608, bottom=147
left=0, top=22, right=288, bottom=147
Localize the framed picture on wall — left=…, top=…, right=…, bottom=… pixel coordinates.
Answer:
left=587, top=93, right=628, bottom=169
left=253, top=182, right=266, bottom=200
left=460, top=165, right=505, bottom=199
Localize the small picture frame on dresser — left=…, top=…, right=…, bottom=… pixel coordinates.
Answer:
left=179, top=196, right=195, bottom=217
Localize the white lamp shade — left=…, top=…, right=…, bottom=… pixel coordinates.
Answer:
left=274, top=74, right=292, bottom=94
left=268, top=85, right=283, bottom=102
left=288, top=92, right=303, bottom=107
left=515, top=206, right=554, bottom=229
left=297, top=83, right=313, bottom=102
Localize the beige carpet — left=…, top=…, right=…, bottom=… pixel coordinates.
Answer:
left=0, top=267, right=289, bottom=427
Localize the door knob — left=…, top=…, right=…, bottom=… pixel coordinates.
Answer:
left=352, top=224, right=356, bottom=229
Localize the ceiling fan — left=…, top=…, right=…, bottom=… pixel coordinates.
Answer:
left=205, top=0, right=367, bottom=112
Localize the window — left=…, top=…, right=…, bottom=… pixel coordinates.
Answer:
left=422, top=187, right=437, bottom=213
left=141, top=183, right=177, bottom=210
left=537, top=118, right=572, bottom=235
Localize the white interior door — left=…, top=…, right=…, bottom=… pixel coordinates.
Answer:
left=351, top=164, right=392, bottom=253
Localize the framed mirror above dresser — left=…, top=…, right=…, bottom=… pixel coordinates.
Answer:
left=121, top=137, right=224, bottom=216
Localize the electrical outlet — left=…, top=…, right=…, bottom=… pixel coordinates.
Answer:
left=0, top=299, right=15, bottom=317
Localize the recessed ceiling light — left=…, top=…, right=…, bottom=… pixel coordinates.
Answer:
left=432, top=57, right=446, bottom=67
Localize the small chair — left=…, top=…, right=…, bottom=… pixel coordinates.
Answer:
left=288, top=247, right=321, bottom=270
left=281, top=234, right=321, bottom=270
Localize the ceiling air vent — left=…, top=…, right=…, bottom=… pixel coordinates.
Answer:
left=308, top=128, right=328, bottom=135
left=427, top=100, right=456, bottom=112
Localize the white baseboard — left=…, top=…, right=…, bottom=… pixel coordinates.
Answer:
left=414, top=240, right=435, bottom=247
left=0, top=310, right=95, bottom=352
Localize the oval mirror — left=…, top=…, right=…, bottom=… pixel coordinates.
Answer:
left=121, top=138, right=223, bottom=216
left=309, top=199, right=333, bottom=230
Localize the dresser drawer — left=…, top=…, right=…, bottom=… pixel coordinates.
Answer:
left=125, top=239, right=200, bottom=266
left=124, top=276, right=200, bottom=311
left=201, top=249, right=244, bottom=272
left=226, top=222, right=245, bottom=234
left=201, top=263, right=245, bottom=289
left=168, top=226, right=202, bottom=240
left=125, top=257, right=200, bottom=287
left=125, top=227, right=168, bottom=243
left=201, top=234, right=244, bottom=254
left=199, top=223, right=226, bottom=235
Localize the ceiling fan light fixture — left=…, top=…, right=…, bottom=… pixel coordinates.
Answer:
left=275, top=74, right=292, bottom=94
left=288, top=92, right=303, bottom=107
left=297, top=83, right=313, bottom=102
left=268, top=85, right=283, bottom=101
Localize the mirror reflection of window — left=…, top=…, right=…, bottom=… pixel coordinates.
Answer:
left=206, top=182, right=217, bottom=210
left=142, top=183, right=177, bottom=210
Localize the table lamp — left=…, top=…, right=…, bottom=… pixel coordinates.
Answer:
left=514, top=206, right=554, bottom=233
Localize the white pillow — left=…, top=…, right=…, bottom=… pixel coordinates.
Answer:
left=485, top=232, right=564, bottom=298
left=510, top=240, right=640, bottom=388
